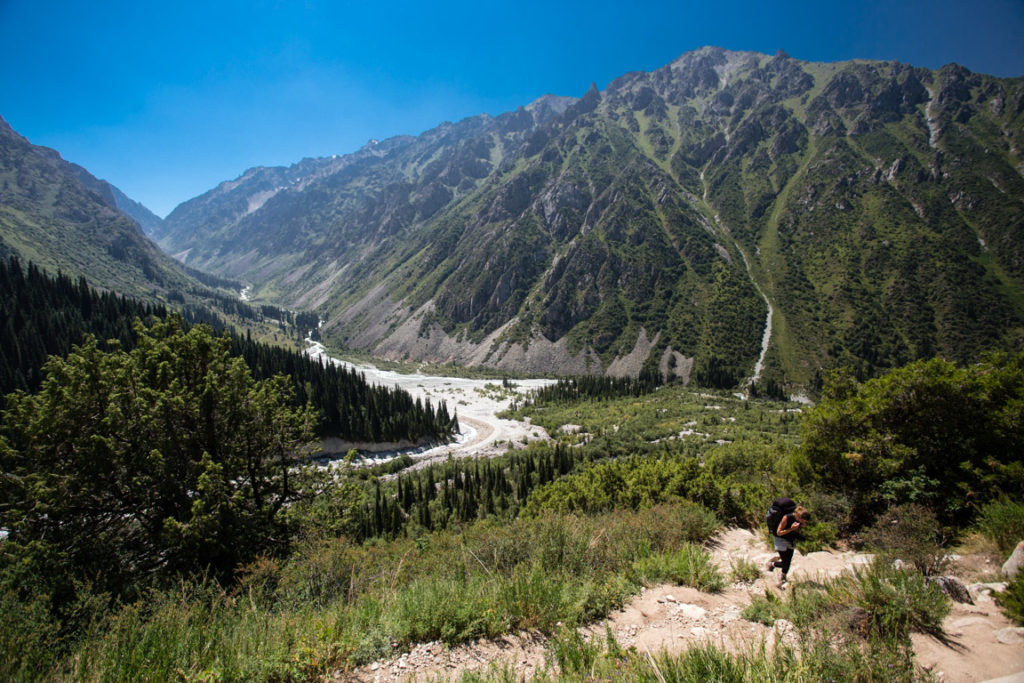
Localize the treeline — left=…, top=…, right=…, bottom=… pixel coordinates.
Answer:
left=178, top=262, right=243, bottom=291
left=0, top=258, right=217, bottom=395
left=352, top=444, right=578, bottom=539
left=229, top=334, right=456, bottom=442
left=518, top=370, right=661, bottom=407
left=0, top=257, right=455, bottom=444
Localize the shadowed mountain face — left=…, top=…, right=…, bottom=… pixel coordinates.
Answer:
left=0, top=116, right=198, bottom=301
left=160, top=48, right=1024, bottom=390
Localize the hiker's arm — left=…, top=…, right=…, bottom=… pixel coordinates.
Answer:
left=777, top=517, right=800, bottom=536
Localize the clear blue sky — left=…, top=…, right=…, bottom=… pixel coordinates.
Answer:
left=2, top=0, right=1022, bottom=218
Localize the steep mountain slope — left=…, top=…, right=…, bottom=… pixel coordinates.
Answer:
left=162, top=49, right=1024, bottom=390
left=0, top=116, right=201, bottom=301
left=64, top=161, right=166, bottom=238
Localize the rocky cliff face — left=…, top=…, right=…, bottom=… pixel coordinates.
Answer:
left=160, top=49, right=1024, bottom=390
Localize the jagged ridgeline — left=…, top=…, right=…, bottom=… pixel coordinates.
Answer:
left=0, top=257, right=456, bottom=443
left=160, top=48, right=1024, bottom=390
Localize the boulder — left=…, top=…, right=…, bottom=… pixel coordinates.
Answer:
left=928, top=575, right=974, bottom=604
left=1002, top=541, right=1024, bottom=580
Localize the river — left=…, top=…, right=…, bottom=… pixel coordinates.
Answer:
left=304, top=342, right=557, bottom=468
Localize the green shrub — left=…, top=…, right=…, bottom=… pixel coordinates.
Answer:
left=743, top=560, right=948, bottom=645
left=730, top=556, right=762, bottom=584
left=828, top=560, right=950, bottom=642
left=794, top=519, right=838, bottom=552
left=996, top=574, right=1024, bottom=626
left=546, top=625, right=604, bottom=677
left=975, top=498, right=1024, bottom=556
left=393, top=574, right=504, bottom=644
left=633, top=543, right=725, bottom=592
left=742, top=590, right=787, bottom=625
left=0, top=586, right=63, bottom=682
left=862, top=503, right=948, bottom=576
left=639, top=501, right=722, bottom=548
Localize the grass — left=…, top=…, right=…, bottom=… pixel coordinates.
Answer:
left=632, top=543, right=726, bottom=593
left=974, top=497, right=1024, bottom=556
left=17, top=504, right=726, bottom=682
left=742, top=559, right=950, bottom=644
left=996, top=575, right=1024, bottom=626
left=730, top=556, right=763, bottom=584
left=503, top=383, right=803, bottom=449
left=465, top=618, right=926, bottom=682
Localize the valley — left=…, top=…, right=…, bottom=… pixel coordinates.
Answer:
left=304, top=341, right=557, bottom=464
left=149, top=48, right=1024, bottom=393
left=1, top=42, right=1023, bottom=683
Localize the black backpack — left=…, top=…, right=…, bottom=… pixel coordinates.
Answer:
left=766, top=497, right=796, bottom=536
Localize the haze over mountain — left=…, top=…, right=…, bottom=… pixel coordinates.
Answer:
left=0, top=115, right=218, bottom=303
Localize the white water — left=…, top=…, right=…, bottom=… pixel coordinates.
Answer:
left=925, top=87, right=941, bottom=149
left=699, top=171, right=773, bottom=387
left=741, top=252, right=774, bottom=386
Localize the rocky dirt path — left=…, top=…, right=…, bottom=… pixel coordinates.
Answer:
left=338, top=528, right=1024, bottom=683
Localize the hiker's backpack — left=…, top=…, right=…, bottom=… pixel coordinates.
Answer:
left=766, top=497, right=797, bottom=536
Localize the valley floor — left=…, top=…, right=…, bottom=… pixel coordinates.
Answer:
left=337, top=529, right=1024, bottom=683
left=306, top=341, right=555, bottom=467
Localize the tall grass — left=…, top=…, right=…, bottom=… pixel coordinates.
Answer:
left=513, top=624, right=923, bottom=683
left=743, top=558, right=949, bottom=644
left=974, top=497, right=1024, bottom=556
left=632, top=543, right=726, bottom=592
left=19, top=503, right=722, bottom=682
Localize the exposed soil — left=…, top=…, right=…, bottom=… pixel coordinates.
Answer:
left=335, top=529, right=1024, bottom=683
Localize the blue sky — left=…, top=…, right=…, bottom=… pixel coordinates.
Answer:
left=1, top=0, right=1022, bottom=218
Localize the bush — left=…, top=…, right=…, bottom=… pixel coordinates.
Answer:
left=632, top=543, right=726, bottom=592
left=794, top=354, right=1024, bottom=527
left=730, top=557, right=762, bottom=584
left=996, top=575, right=1024, bottom=626
left=862, top=503, right=948, bottom=576
left=743, top=559, right=949, bottom=644
left=0, top=318, right=317, bottom=602
left=828, top=560, right=950, bottom=642
left=0, top=585, right=63, bottom=682
left=975, top=498, right=1024, bottom=556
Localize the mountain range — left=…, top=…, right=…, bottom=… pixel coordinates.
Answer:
left=6, top=48, right=1024, bottom=392
left=0, top=115, right=222, bottom=304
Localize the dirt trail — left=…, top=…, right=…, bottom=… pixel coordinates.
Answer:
left=339, top=528, right=1024, bottom=683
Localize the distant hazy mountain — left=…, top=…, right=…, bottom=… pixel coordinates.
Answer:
left=0, top=115, right=200, bottom=301
left=108, top=184, right=166, bottom=238
left=62, top=161, right=166, bottom=238
left=160, top=48, right=1024, bottom=390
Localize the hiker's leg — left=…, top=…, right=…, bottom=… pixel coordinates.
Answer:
left=778, top=548, right=794, bottom=575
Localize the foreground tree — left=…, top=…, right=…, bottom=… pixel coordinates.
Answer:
left=793, top=352, right=1024, bottom=528
left=0, top=316, right=317, bottom=599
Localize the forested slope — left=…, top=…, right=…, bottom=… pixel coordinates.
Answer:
left=0, top=256, right=456, bottom=443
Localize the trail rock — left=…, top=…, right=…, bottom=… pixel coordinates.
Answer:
left=929, top=575, right=974, bottom=604
left=1002, top=541, right=1024, bottom=579
left=994, top=627, right=1024, bottom=645
left=677, top=603, right=707, bottom=620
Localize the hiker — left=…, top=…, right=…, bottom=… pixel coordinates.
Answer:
left=766, top=500, right=811, bottom=586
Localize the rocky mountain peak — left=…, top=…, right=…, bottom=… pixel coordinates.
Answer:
left=153, top=49, right=1024, bottom=390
